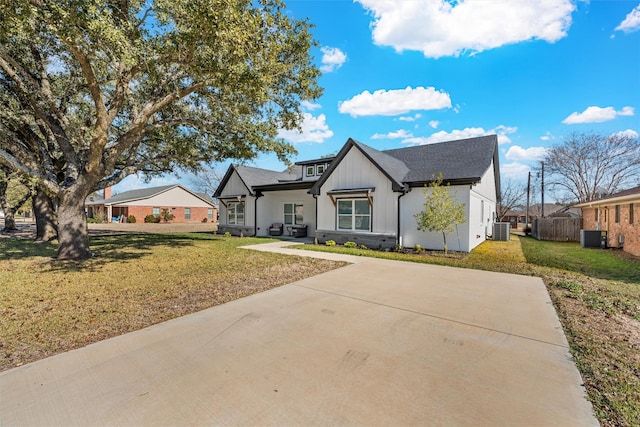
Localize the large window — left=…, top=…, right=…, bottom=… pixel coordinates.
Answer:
left=227, top=202, right=244, bottom=225
left=153, top=207, right=160, bottom=216
left=337, top=199, right=370, bottom=231
left=615, top=205, right=620, bottom=223
left=185, top=208, right=191, bottom=220
left=208, top=208, right=214, bottom=220
left=284, top=203, right=304, bottom=225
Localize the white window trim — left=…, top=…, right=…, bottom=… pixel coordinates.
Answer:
left=336, top=198, right=371, bottom=232
left=306, top=165, right=315, bottom=177
left=227, top=201, right=245, bottom=225
left=284, top=202, right=304, bottom=225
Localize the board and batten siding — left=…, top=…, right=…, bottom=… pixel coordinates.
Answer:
left=217, top=170, right=255, bottom=228
left=256, top=189, right=316, bottom=237
left=401, top=185, right=472, bottom=252
left=125, top=187, right=212, bottom=207
left=316, top=146, right=397, bottom=234
left=468, top=161, right=498, bottom=250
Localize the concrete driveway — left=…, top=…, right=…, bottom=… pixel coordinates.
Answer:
left=0, top=242, right=597, bottom=426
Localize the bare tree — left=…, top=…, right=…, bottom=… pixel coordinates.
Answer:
left=544, top=132, right=640, bottom=203
left=189, top=166, right=224, bottom=197
left=497, top=178, right=526, bottom=221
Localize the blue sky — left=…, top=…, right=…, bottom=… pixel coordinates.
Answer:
left=115, top=0, right=640, bottom=199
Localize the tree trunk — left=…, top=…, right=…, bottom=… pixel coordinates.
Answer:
left=442, top=231, right=448, bottom=255
left=2, top=208, right=18, bottom=232
left=56, top=185, right=92, bottom=260
left=33, top=189, right=58, bottom=242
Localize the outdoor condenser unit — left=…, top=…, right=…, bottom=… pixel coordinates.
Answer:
left=580, top=230, right=607, bottom=248
left=493, top=222, right=510, bottom=241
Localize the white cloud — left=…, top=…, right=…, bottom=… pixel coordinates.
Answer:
left=615, top=4, right=640, bottom=33
left=339, top=86, right=452, bottom=117
left=501, top=162, right=531, bottom=180
left=398, top=113, right=422, bottom=122
left=505, top=145, right=548, bottom=161
left=301, top=100, right=322, bottom=111
left=402, top=125, right=516, bottom=145
left=540, top=131, right=554, bottom=141
left=277, top=113, right=333, bottom=144
left=562, top=105, right=635, bottom=124
left=355, top=0, right=575, bottom=58
left=371, top=129, right=414, bottom=140
left=494, top=125, right=518, bottom=144
left=428, top=120, right=439, bottom=129
left=612, top=129, right=639, bottom=139
left=320, top=47, right=347, bottom=73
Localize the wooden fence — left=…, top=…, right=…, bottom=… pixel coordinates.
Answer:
left=532, top=218, right=583, bottom=242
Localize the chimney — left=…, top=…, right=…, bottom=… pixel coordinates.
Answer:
left=104, top=186, right=112, bottom=200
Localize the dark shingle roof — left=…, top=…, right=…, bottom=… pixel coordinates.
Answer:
left=235, top=165, right=299, bottom=188
left=383, top=135, right=498, bottom=183
left=217, top=136, right=500, bottom=197
left=214, top=164, right=302, bottom=197
left=310, top=135, right=498, bottom=195
left=353, top=140, right=410, bottom=187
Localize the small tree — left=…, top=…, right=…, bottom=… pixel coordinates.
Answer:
left=414, top=173, right=466, bottom=254
left=160, top=209, right=175, bottom=223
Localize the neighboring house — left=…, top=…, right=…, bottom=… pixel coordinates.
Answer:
left=574, top=185, right=640, bottom=257
left=86, top=185, right=218, bottom=223
left=214, top=136, right=500, bottom=252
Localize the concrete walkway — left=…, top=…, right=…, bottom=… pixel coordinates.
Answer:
left=0, top=242, right=597, bottom=426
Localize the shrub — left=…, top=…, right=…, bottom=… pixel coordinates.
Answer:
left=414, top=244, right=424, bottom=253
left=344, top=241, right=357, bottom=248
left=144, top=214, right=160, bottom=223
left=201, top=217, right=208, bottom=223
left=127, top=215, right=137, bottom=223
left=358, top=244, right=368, bottom=250
left=325, top=240, right=336, bottom=246
left=224, top=231, right=231, bottom=237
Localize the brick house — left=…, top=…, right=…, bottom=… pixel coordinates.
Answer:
left=574, top=185, right=640, bottom=257
left=86, top=185, right=218, bottom=224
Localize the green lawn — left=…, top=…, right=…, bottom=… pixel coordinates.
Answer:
left=0, top=233, right=344, bottom=371
left=296, top=237, right=640, bottom=426
left=2, top=232, right=638, bottom=425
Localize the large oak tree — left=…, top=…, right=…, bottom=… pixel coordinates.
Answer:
left=0, top=0, right=321, bottom=259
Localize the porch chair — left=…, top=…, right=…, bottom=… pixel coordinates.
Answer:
left=268, top=223, right=284, bottom=236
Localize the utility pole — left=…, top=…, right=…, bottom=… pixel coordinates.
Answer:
left=526, top=171, right=531, bottom=235
left=541, top=161, right=545, bottom=218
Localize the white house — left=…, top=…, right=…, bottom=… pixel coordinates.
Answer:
left=214, top=136, right=500, bottom=252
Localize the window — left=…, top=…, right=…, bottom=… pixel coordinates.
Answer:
left=284, top=203, right=304, bottom=225
left=317, top=164, right=325, bottom=175
left=630, top=204, right=635, bottom=224
left=306, top=166, right=315, bottom=177
left=480, top=200, right=484, bottom=224
left=337, top=199, right=371, bottom=231
left=208, top=208, right=214, bottom=220
left=227, top=202, right=244, bottom=225
left=185, top=208, right=191, bottom=220
left=615, top=205, right=620, bottom=223
left=595, top=208, right=599, bottom=222
left=153, top=207, right=160, bottom=216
